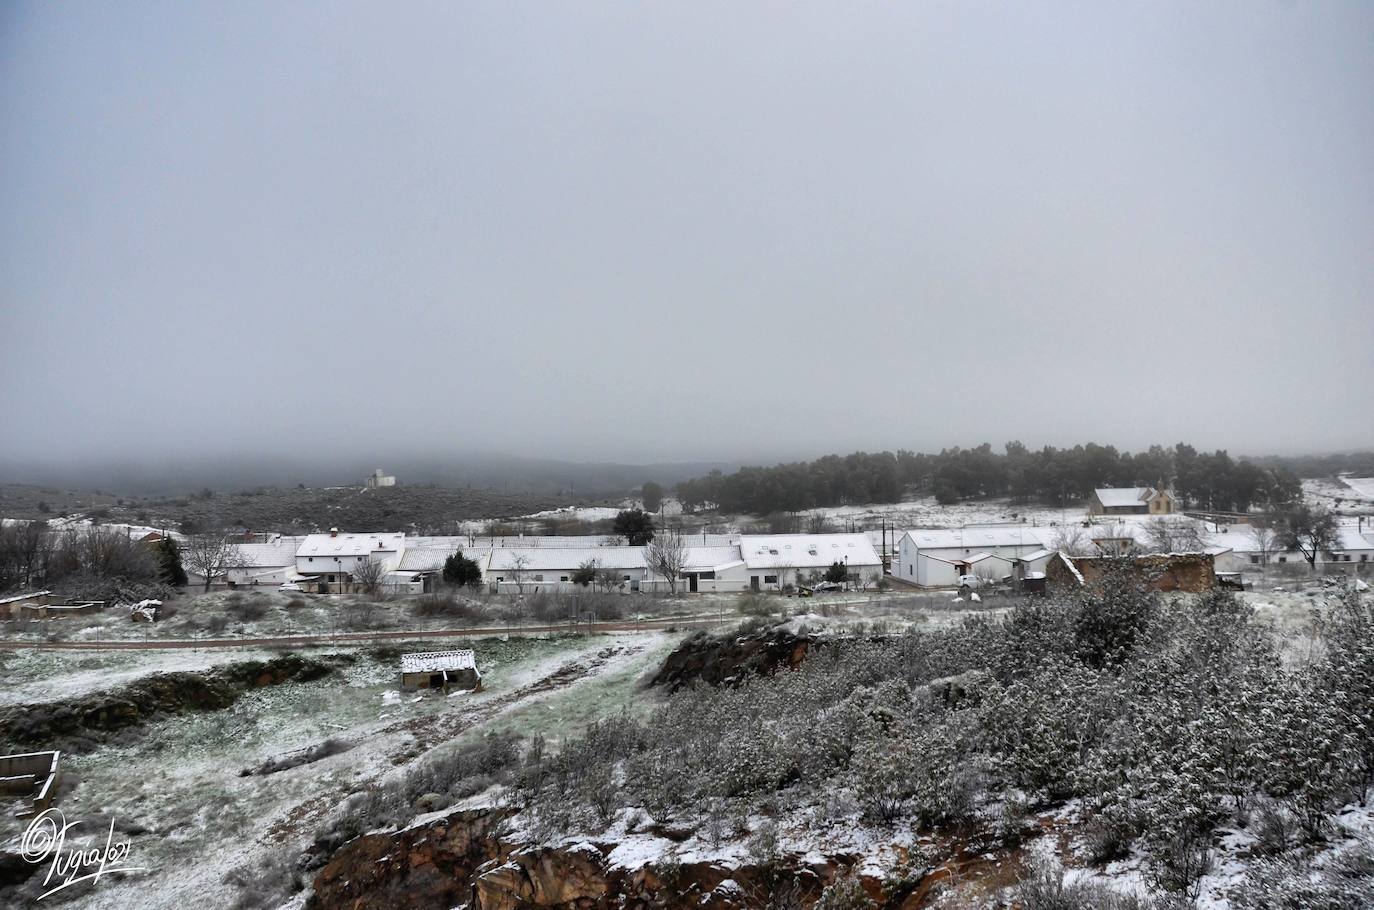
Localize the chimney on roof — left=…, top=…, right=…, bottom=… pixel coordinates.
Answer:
left=330, top=527, right=339, bottom=538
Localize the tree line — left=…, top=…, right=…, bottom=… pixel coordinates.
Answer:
left=675, top=442, right=1305, bottom=515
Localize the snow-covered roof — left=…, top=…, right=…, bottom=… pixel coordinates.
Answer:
left=298, top=532, right=405, bottom=557
left=487, top=547, right=647, bottom=572
left=900, top=527, right=1053, bottom=550
left=400, top=650, right=477, bottom=674
left=1018, top=548, right=1054, bottom=562
left=0, top=590, right=51, bottom=606
left=1094, top=487, right=1155, bottom=508
left=234, top=537, right=305, bottom=568
left=1330, top=527, right=1374, bottom=552
left=682, top=546, right=745, bottom=571
left=399, top=547, right=482, bottom=572
left=739, top=534, right=881, bottom=569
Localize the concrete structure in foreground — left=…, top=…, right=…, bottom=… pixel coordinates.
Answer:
left=0, top=750, right=62, bottom=819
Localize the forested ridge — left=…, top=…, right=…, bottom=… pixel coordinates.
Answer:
left=674, top=442, right=1327, bottom=515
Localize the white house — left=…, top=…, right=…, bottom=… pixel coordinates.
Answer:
left=296, top=530, right=406, bottom=592
left=737, top=533, right=883, bottom=591
left=226, top=535, right=307, bottom=586
left=1205, top=523, right=1374, bottom=573
left=679, top=545, right=749, bottom=593
left=486, top=546, right=648, bottom=593
left=897, top=527, right=1054, bottom=587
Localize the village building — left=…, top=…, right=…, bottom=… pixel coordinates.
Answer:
left=400, top=650, right=480, bottom=692
left=1089, top=487, right=1175, bottom=516
left=365, top=468, right=396, bottom=489
left=1206, top=523, right=1374, bottom=574
left=678, top=545, right=748, bottom=593
left=486, top=546, right=649, bottom=593
left=896, top=527, right=1052, bottom=587
left=0, top=590, right=51, bottom=618
left=295, top=530, right=406, bottom=593
left=225, top=535, right=307, bottom=586
left=738, top=533, right=883, bottom=591
left=388, top=545, right=474, bottom=594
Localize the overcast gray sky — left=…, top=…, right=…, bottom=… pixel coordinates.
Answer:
left=2, top=1, right=1371, bottom=472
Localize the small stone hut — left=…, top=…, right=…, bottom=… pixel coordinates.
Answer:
left=400, top=650, right=481, bottom=692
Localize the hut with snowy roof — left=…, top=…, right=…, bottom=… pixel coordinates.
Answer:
left=400, top=650, right=481, bottom=692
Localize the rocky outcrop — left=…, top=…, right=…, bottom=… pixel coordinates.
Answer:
left=311, top=808, right=876, bottom=910
left=0, top=653, right=340, bottom=750
left=308, top=807, right=514, bottom=910
left=650, top=626, right=819, bottom=691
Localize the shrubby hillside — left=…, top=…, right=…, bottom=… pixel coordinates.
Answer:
left=323, top=570, right=1374, bottom=906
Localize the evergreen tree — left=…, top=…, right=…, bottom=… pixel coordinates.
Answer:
left=613, top=508, right=656, bottom=546
left=442, top=551, right=483, bottom=588
left=155, top=536, right=188, bottom=587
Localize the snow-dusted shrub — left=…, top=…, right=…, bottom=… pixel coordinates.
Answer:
left=851, top=730, right=915, bottom=822
left=222, top=849, right=304, bottom=910
left=813, top=871, right=875, bottom=910
left=1144, top=828, right=1215, bottom=903
left=1016, top=858, right=1151, bottom=910
left=1317, top=581, right=1374, bottom=802
left=1258, top=675, right=1358, bottom=839
left=980, top=658, right=1116, bottom=801
left=1251, top=799, right=1302, bottom=856
left=1228, top=842, right=1374, bottom=909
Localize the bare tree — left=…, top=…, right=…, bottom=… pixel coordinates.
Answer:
left=353, top=556, right=386, bottom=598
left=806, top=512, right=831, bottom=534
left=182, top=530, right=245, bottom=592
left=1143, top=518, right=1204, bottom=554
left=1091, top=523, right=1141, bottom=557
left=646, top=530, right=688, bottom=595
left=595, top=566, right=623, bottom=593
left=1276, top=503, right=1339, bottom=570
left=508, top=553, right=530, bottom=595
left=0, top=521, right=53, bottom=590
left=1050, top=525, right=1095, bottom=557
left=1250, top=519, right=1280, bottom=567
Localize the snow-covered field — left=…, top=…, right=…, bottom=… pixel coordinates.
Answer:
left=0, top=632, right=663, bottom=910
left=1339, top=475, right=1374, bottom=501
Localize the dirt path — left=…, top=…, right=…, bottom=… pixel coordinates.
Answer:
left=0, top=616, right=724, bottom=651
left=262, top=639, right=651, bottom=844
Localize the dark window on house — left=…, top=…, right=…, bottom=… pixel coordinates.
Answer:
left=764, top=574, right=778, bottom=584
left=533, top=574, right=544, bottom=582
left=560, top=576, right=568, bottom=582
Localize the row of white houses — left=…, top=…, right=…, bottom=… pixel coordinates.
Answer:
left=212, top=514, right=1374, bottom=595
left=217, top=530, right=885, bottom=594
left=894, top=518, right=1374, bottom=588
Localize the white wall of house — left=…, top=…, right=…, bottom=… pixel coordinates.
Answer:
left=227, top=565, right=295, bottom=586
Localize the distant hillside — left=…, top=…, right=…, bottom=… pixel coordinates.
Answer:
left=0, top=483, right=588, bottom=534
left=0, top=453, right=738, bottom=499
